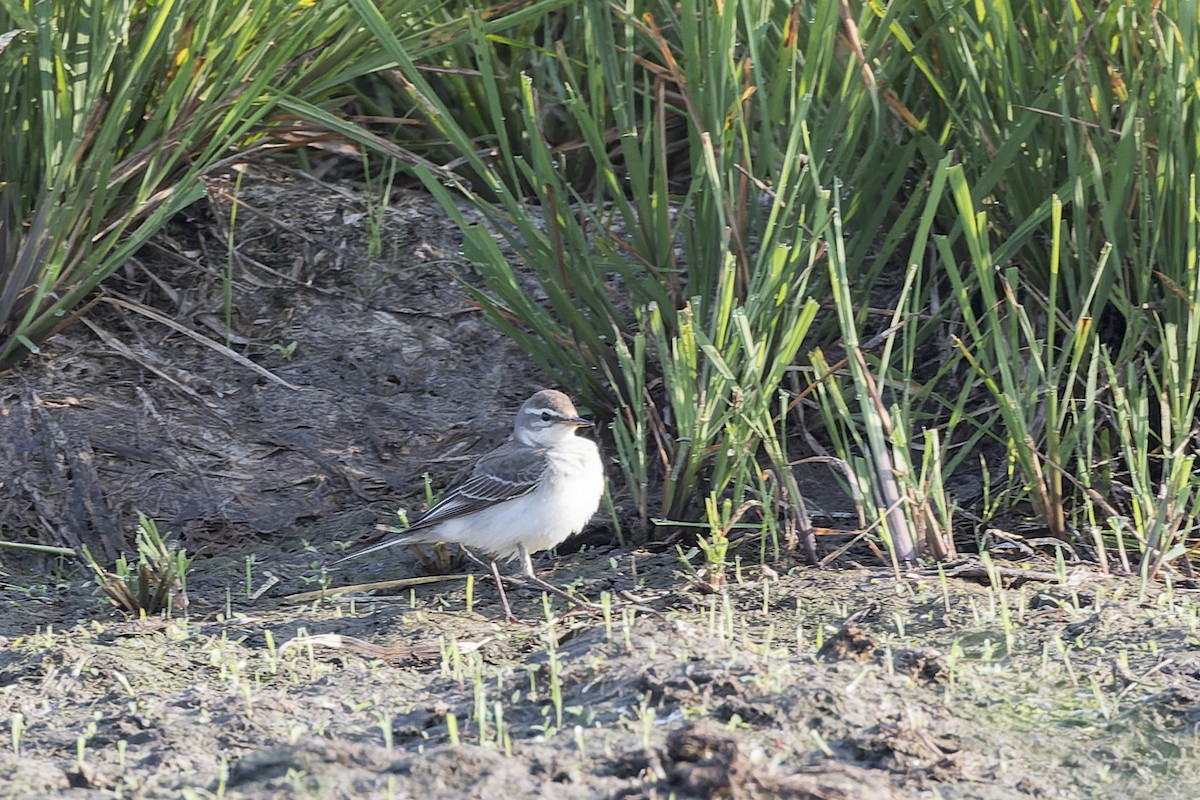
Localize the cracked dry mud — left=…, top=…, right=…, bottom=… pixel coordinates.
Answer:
left=2, top=175, right=1199, bottom=799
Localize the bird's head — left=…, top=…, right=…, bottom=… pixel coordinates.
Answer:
left=513, top=389, right=593, bottom=447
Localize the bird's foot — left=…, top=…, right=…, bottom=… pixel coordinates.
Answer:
left=519, top=574, right=604, bottom=615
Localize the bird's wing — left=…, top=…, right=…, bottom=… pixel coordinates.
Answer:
left=335, top=441, right=547, bottom=564
left=409, top=441, right=547, bottom=529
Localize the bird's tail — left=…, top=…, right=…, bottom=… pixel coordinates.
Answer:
left=333, top=528, right=436, bottom=565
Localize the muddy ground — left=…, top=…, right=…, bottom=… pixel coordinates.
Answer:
left=1, top=174, right=1199, bottom=799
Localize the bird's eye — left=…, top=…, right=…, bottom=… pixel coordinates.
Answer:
left=541, top=412, right=553, bottom=422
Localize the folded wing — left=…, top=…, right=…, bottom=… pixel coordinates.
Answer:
left=336, top=442, right=549, bottom=563
left=409, top=444, right=548, bottom=530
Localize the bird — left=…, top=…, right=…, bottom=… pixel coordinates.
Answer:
left=340, top=389, right=605, bottom=618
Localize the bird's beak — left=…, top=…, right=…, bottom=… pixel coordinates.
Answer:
left=566, top=416, right=594, bottom=427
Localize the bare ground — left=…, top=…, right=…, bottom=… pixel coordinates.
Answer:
left=1, top=174, right=1199, bottom=799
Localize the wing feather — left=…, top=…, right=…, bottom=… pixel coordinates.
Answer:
left=336, top=440, right=548, bottom=564
left=410, top=443, right=547, bottom=529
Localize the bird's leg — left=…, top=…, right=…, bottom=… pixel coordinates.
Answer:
left=488, top=558, right=518, bottom=623
left=460, top=545, right=602, bottom=619
left=517, top=544, right=603, bottom=613
left=457, top=547, right=521, bottom=623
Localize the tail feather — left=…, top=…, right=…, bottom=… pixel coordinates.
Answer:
left=334, top=529, right=438, bottom=565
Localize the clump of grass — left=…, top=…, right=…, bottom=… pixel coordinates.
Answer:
left=83, top=513, right=191, bottom=616
left=0, top=0, right=535, bottom=369
left=365, top=0, right=867, bottom=541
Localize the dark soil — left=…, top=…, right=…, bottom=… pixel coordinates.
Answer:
left=1, top=174, right=1199, bottom=799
